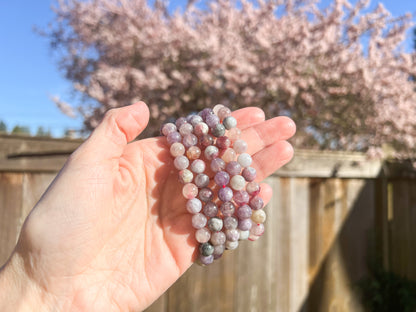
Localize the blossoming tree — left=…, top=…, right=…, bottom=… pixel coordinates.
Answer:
left=48, top=0, right=416, bottom=156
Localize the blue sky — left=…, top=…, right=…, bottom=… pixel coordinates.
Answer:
left=0, top=0, right=415, bottom=137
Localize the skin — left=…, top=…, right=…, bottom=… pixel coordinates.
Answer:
left=0, top=102, right=295, bottom=311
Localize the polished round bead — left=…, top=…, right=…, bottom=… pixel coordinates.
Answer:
left=200, top=134, right=214, bottom=147
left=199, top=254, right=214, bottom=265
left=252, top=209, right=267, bottom=223
left=186, top=198, right=202, bottom=214
left=233, top=190, right=250, bottom=206
left=179, top=123, right=193, bottom=136
left=211, top=158, right=226, bottom=172
left=246, top=181, right=261, bottom=196
left=218, top=187, right=233, bottom=202
left=170, top=142, right=185, bottom=157
left=174, top=155, right=189, bottom=170
left=248, top=233, right=260, bottom=241
left=203, top=201, right=218, bottom=217
left=236, top=204, right=252, bottom=219
left=198, top=187, right=214, bottom=202
left=213, top=104, right=225, bottom=115
left=225, top=161, right=242, bottom=176
left=227, top=127, right=241, bottom=142
left=194, top=173, right=210, bottom=188
left=192, top=213, right=207, bottom=229
left=161, top=123, right=177, bottom=136
left=226, top=229, right=240, bottom=241
left=223, top=216, right=238, bottom=230
left=220, top=201, right=235, bottom=217
left=194, top=122, right=209, bottom=136
left=214, top=171, right=230, bottom=187
left=190, top=115, right=203, bottom=127
left=178, top=169, right=193, bottom=184
left=182, top=183, right=198, bottom=199
left=205, top=113, right=220, bottom=128
left=199, top=242, right=214, bottom=256
left=211, top=123, right=226, bottom=137
left=237, top=153, right=252, bottom=168
left=233, top=139, right=247, bottom=154
left=167, top=131, right=182, bottom=145
left=186, top=146, right=201, bottom=160
left=182, top=133, right=198, bottom=148
left=221, top=148, right=236, bottom=162
left=250, top=222, right=265, bottom=236
left=213, top=244, right=225, bottom=259
left=230, top=175, right=246, bottom=191
left=218, top=107, right=232, bottom=120
left=239, top=230, right=250, bottom=240
left=195, top=227, right=211, bottom=243
left=208, top=217, right=223, bottom=232
left=190, top=159, right=206, bottom=174
left=223, top=116, right=237, bottom=130
left=175, top=117, right=188, bottom=129
left=242, top=167, right=256, bottom=182
left=211, top=231, right=226, bottom=246
left=225, top=240, right=239, bottom=250
left=199, top=108, right=214, bottom=120
left=216, top=136, right=231, bottom=149
left=249, top=196, right=264, bottom=210
left=204, top=145, right=219, bottom=160
left=238, top=218, right=253, bottom=231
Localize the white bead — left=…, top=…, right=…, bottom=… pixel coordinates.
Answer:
left=252, top=209, right=267, bottom=223
left=233, top=139, right=247, bottom=154
left=174, top=155, right=189, bottom=170
left=213, top=104, right=225, bottom=115
left=190, top=159, right=206, bottom=174
left=225, top=240, right=239, bottom=250
left=237, top=153, right=252, bottom=168
left=230, top=175, right=246, bottom=191
left=238, top=230, right=250, bottom=240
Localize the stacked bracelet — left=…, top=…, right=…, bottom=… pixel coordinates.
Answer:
left=161, top=105, right=266, bottom=265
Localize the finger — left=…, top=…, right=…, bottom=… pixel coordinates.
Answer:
left=76, top=102, right=150, bottom=161
left=241, top=116, right=296, bottom=155
left=251, top=140, right=294, bottom=181
left=259, top=183, right=273, bottom=205
left=232, top=107, right=265, bottom=130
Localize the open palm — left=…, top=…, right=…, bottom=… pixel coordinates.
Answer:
left=11, top=102, right=295, bottom=311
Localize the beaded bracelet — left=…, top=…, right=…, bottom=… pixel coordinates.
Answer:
left=161, top=105, right=266, bottom=265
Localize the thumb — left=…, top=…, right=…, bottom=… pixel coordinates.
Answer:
left=76, top=102, right=150, bottom=161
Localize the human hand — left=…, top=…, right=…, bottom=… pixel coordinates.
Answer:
left=0, top=102, right=295, bottom=311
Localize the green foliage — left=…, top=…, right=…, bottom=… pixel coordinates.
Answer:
left=36, top=126, right=52, bottom=137
left=0, top=120, right=6, bottom=133
left=11, top=125, right=30, bottom=135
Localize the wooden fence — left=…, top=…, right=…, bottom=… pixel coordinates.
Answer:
left=0, top=134, right=415, bottom=311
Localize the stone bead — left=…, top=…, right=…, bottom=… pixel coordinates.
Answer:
left=203, top=201, right=218, bottom=218
left=174, top=155, right=189, bottom=170
left=223, top=116, right=237, bottom=130
left=236, top=204, right=252, bottom=219
left=205, top=113, right=220, bottom=128
left=238, top=218, right=252, bottom=231
left=195, top=227, right=211, bottom=243
left=211, top=123, right=226, bottom=137
left=204, top=145, right=219, bottom=160
left=214, top=171, right=230, bottom=187
left=186, top=198, right=202, bottom=214
left=190, top=159, right=206, bottom=174
left=237, top=153, right=252, bottom=168
left=199, top=108, right=214, bottom=120
left=200, top=134, right=214, bottom=147
left=189, top=115, right=203, bottom=127
left=175, top=117, right=188, bottom=129
left=250, top=222, right=265, bottom=236
left=239, top=230, right=250, bottom=240
left=194, top=122, right=209, bottom=136
left=252, top=209, right=267, bottom=223
left=233, top=190, right=250, bottom=206
left=199, top=242, right=214, bottom=256
left=223, top=216, right=238, bottom=230
left=208, top=217, right=223, bottom=232
left=170, top=142, right=185, bottom=157
left=230, top=175, right=246, bottom=191
left=233, top=139, right=247, bottom=154
left=227, top=127, right=241, bottom=142
left=199, top=254, right=214, bottom=265
left=213, top=104, right=225, bottom=115
left=246, top=181, right=261, bottom=196
left=221, top=147, right=236, bottom=163
left=167, top=131, right=182, bottom=145
left=182, top=133, right=198, bottom=148
left=194, top=173, right=210, bottom=188
left=213, top=244, right=225, bottom=259
left=179, top=123, right=193, bottom=136
left=218, top=187, right=233, bottom=202
left=178, top=169, right=193, bottom=184
left=216, top=136, right=231, bottom=150
left=198, top=187, right=214, bottom=202
left=161, top=123, right=177, bottom=136
left=225, top=240, right=239, bottom=250
left=226, top=161, right=242, bottom=176
left=218, top=107, right=232, bottom=120
left=249, top=196, right=264, bottom=210
left=248, top=233, right=260, bottom=241
left=226, top=229, right=240, bottom=242
left=186, top=146, right=201, bottom=160
left=242, top=167, right=256, bottom=182
left=192, top=213, right=207, bottom=229
left=182, top=183, right=198, bottom=199
left=210, top=231, right=226, bottom=245
left=211, top=158, right=226, bottom=172
left=220, top=201, right=235, bottom=217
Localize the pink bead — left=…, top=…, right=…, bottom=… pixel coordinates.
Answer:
left=182, top=183, right=198, bottom=199
left=233, top=139, right=247, bottom=154
left=186, top=146, right=201, bottom=160
left=227, top=127, right=241, bottom=142
left=218, top=107, right=232, bottom=120
left=221, top=148, right=236, bottom=163
left=170, top=142, right=185, bottom=157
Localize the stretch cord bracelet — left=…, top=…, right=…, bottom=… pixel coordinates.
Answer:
left=161, top=105, right=266, bottom=265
